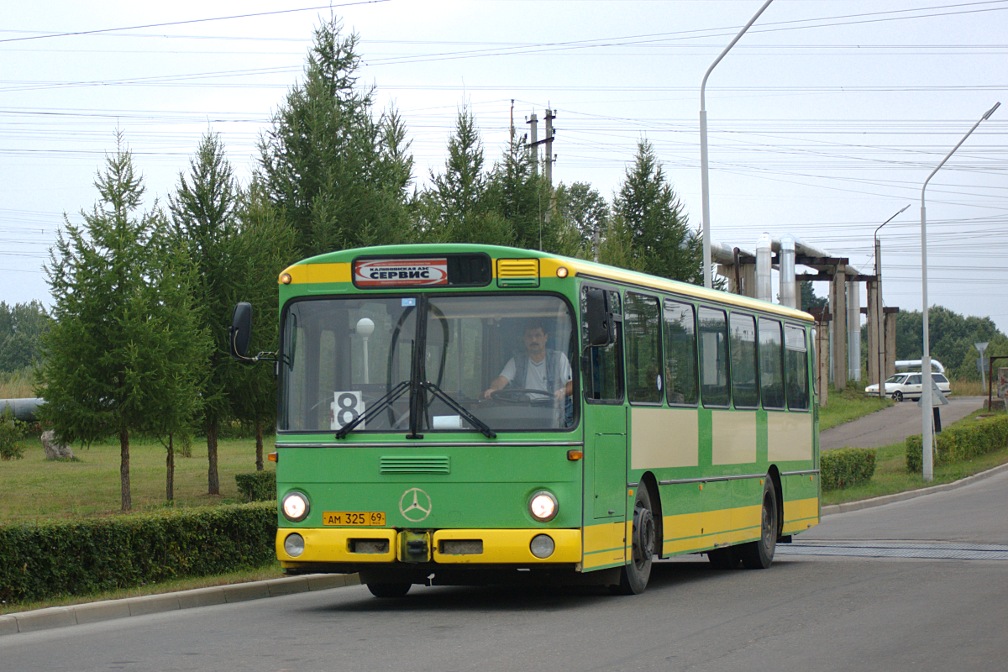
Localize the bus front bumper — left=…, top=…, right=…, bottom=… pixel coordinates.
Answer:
left=276, top=527, right=583, bottom=569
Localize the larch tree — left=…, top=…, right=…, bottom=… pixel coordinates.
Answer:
left=40, top=133, right=206, bottom=511
left=168, top=131, right=243, bottom=496
left=228, top=177, right=297, bottom=470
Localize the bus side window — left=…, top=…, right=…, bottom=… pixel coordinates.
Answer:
left=699, top=306, right=729, bottom=407
left=582, top=287, right=623, bottom=402
left=759, top=318, right=786, bottom=410
left=785, top=324, right=810, bottom=410
left=625, top=292, right=662, bottom=403
left=729, top=312, right=758, bottom=409
left=663, top=299, right=698, bottom=406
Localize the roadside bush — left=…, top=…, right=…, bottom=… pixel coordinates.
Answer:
left=235, top=470, right=276, bottom=503
left=906, top=413, right=1008, bottom=472
left=0, top=408, right=28, bottom=460
left=0, top=502, right=275, bottom=604
left=821, top=448, right=876, bottom=490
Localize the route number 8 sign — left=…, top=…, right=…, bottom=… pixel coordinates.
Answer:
left=330, top=391, right=365, bottom=430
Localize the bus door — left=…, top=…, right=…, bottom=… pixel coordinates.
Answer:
left=581, top=286, right=626, bottom=522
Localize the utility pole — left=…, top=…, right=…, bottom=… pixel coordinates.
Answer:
left=526, top=108, right=557, bottom=184
left=527, top=112, right=538, bottom=173
left=544, top=108, right=556, bottom=187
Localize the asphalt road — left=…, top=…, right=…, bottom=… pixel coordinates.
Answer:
left=821, top=395, right=985, bottom=450
left=3, top=466, right=1007, bottom=672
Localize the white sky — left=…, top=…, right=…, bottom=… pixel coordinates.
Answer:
left=2, top=0, right=1006, bottom=332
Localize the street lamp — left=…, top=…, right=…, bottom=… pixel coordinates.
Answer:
left=920, top=101, right=1000, bottom=482
left=700, top=0, right=774, bottom=289
left=356, top=317, right=375, bottom=384
left=873, top=204, right=911, bottom=399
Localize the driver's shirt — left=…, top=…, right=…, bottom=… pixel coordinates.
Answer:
left=499, top=352, right=572, bottom=392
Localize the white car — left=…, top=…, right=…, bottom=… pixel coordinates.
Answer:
left=864, top=372, right=952, bottom=402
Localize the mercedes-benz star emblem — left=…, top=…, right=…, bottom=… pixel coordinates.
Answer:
left=399, top=487, right=433, bottom=522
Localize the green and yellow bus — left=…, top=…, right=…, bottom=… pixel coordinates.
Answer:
left=230, top=243, right=820, bottom=596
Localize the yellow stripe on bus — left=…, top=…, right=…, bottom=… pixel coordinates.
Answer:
left=582, top=520, right=627, bottom=570
left=782, top=496, right=821, bottom=535
left=658, top=496, right=820, bottom=555
left=280, top=261, right=352, bottom=285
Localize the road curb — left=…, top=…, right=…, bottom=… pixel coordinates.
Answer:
left=0, top=573, right=360, bottom=637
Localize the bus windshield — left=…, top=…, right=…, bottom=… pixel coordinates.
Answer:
left=279, top=293, right=577, bottom=434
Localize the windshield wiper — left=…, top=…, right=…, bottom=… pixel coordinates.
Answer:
left=421, top=381, right=496, bottom=439
left=335, top=380, right=410, bottom=439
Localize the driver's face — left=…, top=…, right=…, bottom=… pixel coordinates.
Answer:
left=523, top=327, right=547, bottom=357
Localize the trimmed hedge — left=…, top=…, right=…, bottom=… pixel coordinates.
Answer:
left=235, top=470, right=277, bottom=503
left=906, top=413, right=1008, bottom=472
left=821, top=448, right=876, bottom=490
left=0, top=502, right=276, bottom=605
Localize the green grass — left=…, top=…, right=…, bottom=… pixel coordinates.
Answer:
left=1, top=435, right=275, bottom=523
left=0, top=369, right=34, bottom=398
left=819, top=385, right=892, bottom=431
left=823, top=411, right=1008, bottom=506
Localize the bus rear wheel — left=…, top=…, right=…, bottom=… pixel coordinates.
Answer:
left=618, top=484, right=656, bottom=595
left=739, top=478, right=778, bottom=570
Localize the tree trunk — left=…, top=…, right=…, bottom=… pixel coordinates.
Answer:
left=255, top=420, right=264, bottom=472
left=166, top=433, right=175, bottom=501
left=207, top=421, right=220, bottom=495
left=119, top=428, right=132, bottom=512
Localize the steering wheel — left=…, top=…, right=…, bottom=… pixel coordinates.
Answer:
left=490, top=388, right=554, bottom=404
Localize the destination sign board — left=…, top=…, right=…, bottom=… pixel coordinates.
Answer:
left=353, top=258, right=449, bottom=288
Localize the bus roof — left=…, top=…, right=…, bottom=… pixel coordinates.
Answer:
left=283, top=243, right=814, bottom=323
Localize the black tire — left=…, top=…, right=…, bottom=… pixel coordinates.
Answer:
left=617, top=484, right=657, bottom=594
left=707, top=546, right=740, bottom=570
left=366, top=581, right=412, bottom=598
left=892, top=390, right=903, bottom=402
left=739, top=478, right=779, bottom=570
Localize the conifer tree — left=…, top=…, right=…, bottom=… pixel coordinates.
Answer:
left=168, top=131, right=242, bottom=495
left=613, top=139, right=702, bottom=283
left=40, top=133, right=206, bottom=511
left=258, top=17, right=414, bottom=257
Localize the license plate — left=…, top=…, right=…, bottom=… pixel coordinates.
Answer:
left=322, top=511, right=386, bottom=527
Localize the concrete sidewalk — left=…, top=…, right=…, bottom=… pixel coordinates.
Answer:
left=0, top=572, right=359, bottom=637
left=821, top=395, right=984, bottom=450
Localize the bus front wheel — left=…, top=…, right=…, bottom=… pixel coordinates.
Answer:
left=366, top=581, right=412, bottom=598
left=618, top=484, right=656, bottom=595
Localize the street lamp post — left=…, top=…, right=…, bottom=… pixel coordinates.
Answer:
left=700, top=0, right=774, bottom=289
left=920, top=101, right=1000, bottom=482
left=873, top=205, right=911, bottom=399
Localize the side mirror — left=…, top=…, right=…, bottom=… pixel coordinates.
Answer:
left=585, top=287, right=615, bottom=346
left=230, top=302, right=253, bottom=361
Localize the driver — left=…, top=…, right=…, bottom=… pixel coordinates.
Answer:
left=483, top=321, right=572, bottom=401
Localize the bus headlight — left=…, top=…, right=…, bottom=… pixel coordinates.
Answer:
left=529, top=490, right=558, bottom=522
left=282, top=491, right=310, bottom=522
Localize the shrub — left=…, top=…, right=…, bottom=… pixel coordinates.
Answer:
left=0, top=408, right=27, bottom=460
left=235, top=470, right=276, bottom=503
left=906, top=413, right=1008, bottom=472
left=0, top=502, right=275, bottom=604
left=821, top=448, right=876, bottom=490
